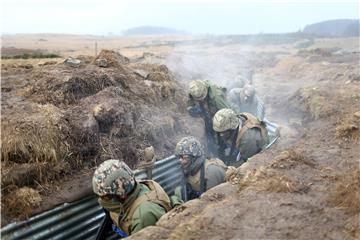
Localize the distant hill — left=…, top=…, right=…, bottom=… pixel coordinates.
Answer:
left=123, top=26, right=188, bottom=36
left=303, top=19, right=359, bottom=37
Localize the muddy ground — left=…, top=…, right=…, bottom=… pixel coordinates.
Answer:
left=1, top=35, right=359, bottom=239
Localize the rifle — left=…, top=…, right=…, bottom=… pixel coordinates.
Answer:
left=95, top=209, right=112, bottom=240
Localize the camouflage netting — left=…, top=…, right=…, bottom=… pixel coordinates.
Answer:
left=1, top=50, right=204, bottom=223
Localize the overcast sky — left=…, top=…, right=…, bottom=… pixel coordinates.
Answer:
left=1, top=0, right=358, bottom=35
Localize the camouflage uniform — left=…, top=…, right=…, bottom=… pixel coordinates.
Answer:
left=213, top=109, right=269, bottom=166
left=187, top=80, right=234, bottom=156
left=92, top=160, right=171, bottom=236
left=175, top=136, right=227, bottom=200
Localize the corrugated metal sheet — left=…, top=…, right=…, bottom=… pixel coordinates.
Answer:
left=256, top=97, right=265, bottom=121
left=264, top=118, right=280, bottom=148
left=1, top=123, right=280, bottom=240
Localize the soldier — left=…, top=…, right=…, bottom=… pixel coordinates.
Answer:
left=174, top=136, right=227, bottom=200
left=92, top=159, right=172, bottom=237
left=187, top=79, right=234, bottom=156
left=227, top=84, right=265, bottom=120
left=212, top=108, right=269, bottom=166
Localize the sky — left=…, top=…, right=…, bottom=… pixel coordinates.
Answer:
left=1, top=0, right=359, bottom=35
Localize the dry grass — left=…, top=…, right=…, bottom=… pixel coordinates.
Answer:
left=28, top=70, right=118, bottom=105
left=270, top=149, right=316, bottom=169
left=237, top=167, right=307, bottom=193
left=93, top=49, right=129, bottom=67
left=335, top=119, right=360, bottom=143
left=328, top=169, right=360, bottom=215
left=1, top=104, right=71, bottom=186
left=2, top=187, right=42, bottom=219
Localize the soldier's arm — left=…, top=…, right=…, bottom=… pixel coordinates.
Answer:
left=206, top=165, right=226, bottom=190
left=209, top=87, right=237, bottom=113
left=170, top=186, right=184, bottom=207
left=130, top=202, right=166, bottom=234
left=213, top=92, right=232, bottom=110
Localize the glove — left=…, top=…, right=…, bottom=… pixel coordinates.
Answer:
left=187, top=106, right=202, bottom=117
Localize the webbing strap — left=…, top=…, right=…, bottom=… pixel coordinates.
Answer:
left=200, top=163, right=206, bottom=194
left=112, top=224, right=128, bottom=238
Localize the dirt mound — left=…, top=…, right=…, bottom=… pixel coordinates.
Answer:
left=93, top=49, right=129, bottom=67
left=26, top=69, right=125, bottom=105
left=235, top=167, right=308, bottom=193
left=270, top=149, right=316, bottom=169
left=129, top=62, right=171, bottom=79
left=289, top=87, right=337, bottom=120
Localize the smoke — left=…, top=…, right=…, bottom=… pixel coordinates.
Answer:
left=165, top=44, right=254, bottom=90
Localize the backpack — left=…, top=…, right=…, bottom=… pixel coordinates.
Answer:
left=113, top=180, right=171, bottom=235
left=235, top=113, right=268, bottom=148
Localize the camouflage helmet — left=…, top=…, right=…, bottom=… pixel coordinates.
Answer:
left=92, top=159, right=136, bottom=197
left=189, top=80, right=208, bottom=100
left=175, top=136, right=204, bottom=158
left=213, top=108, right=240, bottom=132
left=227, top=88, right=242, bottom=103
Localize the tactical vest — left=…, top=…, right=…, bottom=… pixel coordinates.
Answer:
left=235, top=113, right=268, bottom=148
left=110, top=180, right=172, bottom=235
left=187, top=158, right=228, bottom=192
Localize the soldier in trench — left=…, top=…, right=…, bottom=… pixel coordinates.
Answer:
left=227, top=84, right=265, bottom=121
left=212, top=108, right=269, bottom=166
left=174, top=136, right=228, bottom=200
left=186, top=79, right=234, bottom=157
left=92, top=159, right=172, bottom=237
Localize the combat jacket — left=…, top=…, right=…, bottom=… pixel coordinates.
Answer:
left=108, top=181, right=171, bottom=235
